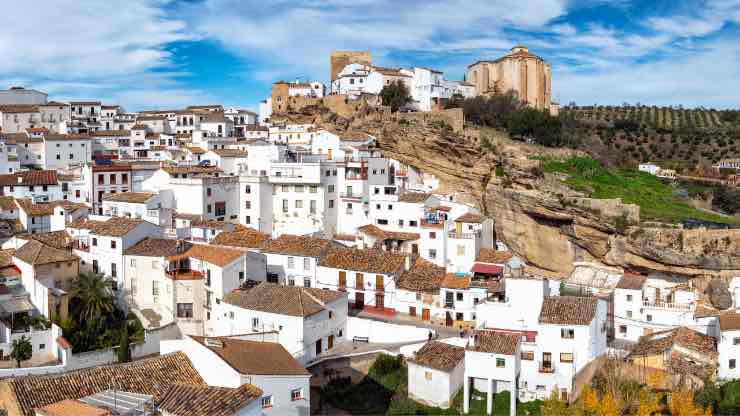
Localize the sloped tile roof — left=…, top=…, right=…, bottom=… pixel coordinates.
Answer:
left=211, top=149, right=248, bottom=158
left=173, top=244, right=244, bottom=267
left=538, top=296, right=598, bottom=326
left=68, top=217, right=146, bottom=237
left=398, top=192, right=431, bottom=203
left=454, top=212, right=486, bottom=223
left=408, top=341, right=465, bottom=371
left=101, top=192, right=155, bottom=204
left=0, top=170, right=58, bottom=186
left=475, top=248, right=513, bottom=264
left=629, top=327, right=717, bottom=358
left=124, top=238, right=192, bottom=257
left=35, top=399, right=110, bottom=416
left=356, top=224, right=420, bottom=241
left=396, top=257, right=446, bottom=293
left=191, top=336, right=310, bottom=376
left=319, top=246, right=406, bottom=274
left=17, top=230, right=72, bottom=250
left=5, top=352, right=205, bottom=416
left=157, top=384, right=262, bottom=416
left=223, top=282, right=345, bottom=317
left=13, top=240, right=78, bottom=265
left=260, top=234, right=336, bottom=257
left=468, top=330, right=519, bottom=355
left=211, top=228, right=269, bottom=249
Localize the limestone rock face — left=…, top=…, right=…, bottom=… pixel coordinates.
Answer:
left=309, top=106, right=740, bottom=277
left=706, top=278, right=733, bottom=310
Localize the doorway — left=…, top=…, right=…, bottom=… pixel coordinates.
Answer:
left=375, top=293, right=384, bottom=309
left=422, top=308, right=430, bottom=321
left=355, top=292, right=364, bottom=309
left=445, top=311, right=453, bottom=327
left=315, top=339, right=322, bottom=356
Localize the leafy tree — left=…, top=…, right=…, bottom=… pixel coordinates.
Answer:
left=669, top=388, right=712, bottom=416
left=71, top=272, right=114, bottom=322
left=379, top=80, right=412, bottom=112
left=507, top=108, right=563, bottom=147
left=713, top=186, right=740, bottom=214
left=117, top=322, right=131, bottom=363
left=10, top=335, right=32, bottom=368
left=447, top=90, right=524, bottom=129
left=636, top=388, right=662, bottom=416
left=541, top=389, right=571, bottom=416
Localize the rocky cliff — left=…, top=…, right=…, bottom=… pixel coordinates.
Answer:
left=309, top=107, right=740, bottom=279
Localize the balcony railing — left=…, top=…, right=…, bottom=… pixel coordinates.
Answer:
left=448, top=231, right=481, bottom=239
left=539, top=364, right=555, bottom=373
left=73, top=240, right=90, bottom=252
left=345, top=173, right=367, bottom=180
left=642, top=300, right=692, bottom=311
left=340, top=192, right=362, bottom=199
left=167, top=269, right=204, bottom=280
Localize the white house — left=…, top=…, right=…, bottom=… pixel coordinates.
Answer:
left=407, top=341, right=465, bottom=409
left=0, top=170, right=62, bottom=202
left=203, top=149, right=249, bottom=175
left=638, top=163, right=660, bottom=176
left=41, top=134, right=92, bottom=170
left=260, top=234, right=339, bottom=286
left=101, top=191, right=172, bottom=228
left=718, top=313, right=740, bottom=380
left=212, top=282, right=348, bottom=364
left=161, top=335, right=311, bottom=415
left=463, top=330, right=521, bottom=416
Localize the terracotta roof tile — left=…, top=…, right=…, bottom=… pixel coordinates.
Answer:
left=468, top=330, right=519, bottom=355
left=124, top=238, right=192, bottom=257
left=101, top=192, right=155, bottom=204
left=171, top=244, right=244, bottom=267
left=17, top=230, right=72, bottom=250
left=398, top=192, right=432, bottom=203
left=0, top=170, right=58, bottom=186
left=211, top=149, right=248, bottom=158
left=475, top=249, right=513, bottom=264
left=6, top=352, right=205, bottom=416
left=357, top=224, right=420, bottom=241
left=191, top=336, right=310, bottom=376
left=212, top=228, right=269, bottom=249
left=68, top=217, right=147, bottom=237
left=89, top=130, right=130, bottom=137
left=396, top=257, right=446, bottom=293
left=629, top=327, right=717, bottom=358
left=14, top=240, right=78, bottom=265
left=36, top=399, right=110, bottom=416
left=455, top=212, right=486, bottom=223
left=260, top=234, right=337, bottom=257
left=0, top=196, right=17, bottom=211
left=223, top=282, right=345, bottom=317
left=408, top=342, right=465, bottom=371
left=538, top=296, right=598, bottom=326
left=158, top=383, right=262, bottom=416
left=0, top=105, right=39, bottom=114
left=319, top=246, right=406, bottom=274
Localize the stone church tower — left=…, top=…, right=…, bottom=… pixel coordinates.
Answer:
left=466, top=46, right=552, bottom=110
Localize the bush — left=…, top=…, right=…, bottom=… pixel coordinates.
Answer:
left=373, top=353, right=402, bottom=376
left=380, top=80, right=412, bottom=112
left=507, top=108, right=563, bottom=147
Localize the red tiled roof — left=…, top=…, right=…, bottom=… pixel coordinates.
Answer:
left=0, top=170, right=58, bottom=186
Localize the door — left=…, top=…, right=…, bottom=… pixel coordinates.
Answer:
left=355, top=292, right=364, bottom=309
left=422, top=308, right=430, bottom=321
left=412, top=244, right=419, bottom=255
left=375, top=293, right=384, bottom=309
left=543, top=352, right=552, bottom=369
left=315, top=339, right=322, bottom=355
left=375, top=275, right=384, bottom=292
left=643, top=328, right=653, bottom=336
left=338, top=271, right=347, bottom=290
left=327, top=148, right=333, bottom=160
left=445, top=311, right=453, bottom=327
left=328, top=335, right=334, bottom=350
left=355, top=273, right=364, bottom=289
left=409, top=306, right=416, bottom=317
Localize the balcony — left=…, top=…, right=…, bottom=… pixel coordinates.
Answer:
left=345, top=172, right=367, bottom=180
left=642, top=300, right=692, bottom=311
left=394, top=170, right=408, bottom=178
left=421, top=218, right=444, bottom=229
left=73, top=239, right=90, bottom=252
left=340, top=192, right=362, bottom=199
left=539, top=364, right=555, bottom=374
left=166, top=269, right=204, bottom=280
left=448, top=231, right=481, bottom=239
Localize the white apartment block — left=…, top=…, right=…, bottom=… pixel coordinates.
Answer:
left=101, top=191, right=172, bottom=228
left=261, top=234, right=338, bottom=287
left=239, top=175, right=273, bottom=234
left=718, top=313, right=740, bottom=380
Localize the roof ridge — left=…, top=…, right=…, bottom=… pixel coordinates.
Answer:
left=300, top=287, right=327, bottom=308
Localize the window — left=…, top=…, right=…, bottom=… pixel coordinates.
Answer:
left=731, top=359, right=737, bottom=369
left=245, top=185, right=251, bottom=193
left=521, top=351, right=534, bottom=360
left=111, top=263, right=117, bottom=278
left=294, top=185, right=304, bottom=193
left=328, top=185, right=335, bottom=193
left=560, top=353, right=574, bottom=363
left=561, top=328, right=575, bottom=339
left=261, top=396, right=273, bottom=408
left=329, top=200, right=334, bottom=208
left=619, top=325, right=627, bottom=334
left=92, top=238, right=97, bottom=246
left=429, top=249, right=437, bottom=259
left=177, top=303, right=193, bottom=318
left=626, top=294, right=633, bottom=301
left=310, top=185, right=317, bottom=193
left=288, top=277, right=295, bottom=286
left=734, top=338, right=740, bottom=345
left=56, top=154, right=61, bottom=160
left=425, top=371, right=433, bottom=380
left=287, top=257, right=295, bottom=269
left=206, top=188, right=212, bottom=197
left=111, top=240, right=116, bottom=249
left=429, top=232, right=436, bottom=239
left=206, top=204, right=212, bottom=213
left=496, top=358, right=505, bottom=368
left=69, top=153, right=74, bottom=159
left=310, top=200, right=316, bottom=214
left=295, top=200, right=303, bottom=209
left=245, top=215, right=251, bottom=224
left=304, top=278, right=311, bottom=287
left=122, top=173, right=128, bottom=183
left=647, top=314, right=653, bottom=322
left=291, top=389, right=303, bottom=401
left=409, top=220, right=418, bottom=227
left=252, top=317, right=259, bottom=328
left=456, top=245, right=465, bottom=256
left=626, top=310, right=632, bottom=318
left=282, top=185, right=289, bottom=192
left=303, top=258, right=310, bottom=271
left=245, top=201, right=251, bottom=209
left=377, top=219, right=388, bottom=225
left=130, top=259, right=136, bottom=267
left=456, top=292, right=463, bottom=301
left=282, top=199, right=288, bottom=213
left=398, top=219, right=404, bottom=227
left=388, top=204, right=393, bottom=210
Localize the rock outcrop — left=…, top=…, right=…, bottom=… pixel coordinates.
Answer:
left=304, top=106, right=740, bottom=278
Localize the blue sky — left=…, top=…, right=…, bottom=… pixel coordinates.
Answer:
left=1, top=0, right=739, bottom=111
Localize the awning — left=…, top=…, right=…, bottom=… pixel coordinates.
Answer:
left=0, top=297, right=35, bottom=314
left=471, top=263, right=503, bottom=275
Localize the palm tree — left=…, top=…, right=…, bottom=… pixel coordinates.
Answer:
left=71, top=272, right=115, bottom=322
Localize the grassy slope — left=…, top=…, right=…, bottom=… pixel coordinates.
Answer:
left=542, top=156, right=737, bottom=225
